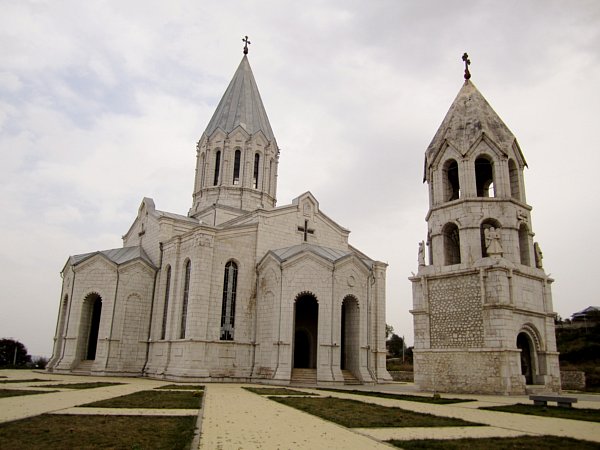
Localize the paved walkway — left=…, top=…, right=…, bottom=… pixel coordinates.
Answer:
left=1, top=370, right=600, bottom=448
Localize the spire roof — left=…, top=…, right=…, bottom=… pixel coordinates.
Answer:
left=425, top=80, right=525, bottom=176
left=203, top=55, right=275, bottom=141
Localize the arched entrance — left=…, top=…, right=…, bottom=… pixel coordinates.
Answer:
left=340, top=296, right=359, bottom=373
left=293, top=293, right=318, bottom=369
left=83, top=294, right=102, bottom=360
left=517, top=332, right=535, bottom=385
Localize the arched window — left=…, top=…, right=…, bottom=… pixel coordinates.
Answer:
left=519, top=224, right=531, bottom=266
left=509, top=159, right=521, bottom=200
left=213, top=150, right=221, bottom=186
left=199, top=153, right=206, bottom=188
left=475, top=156, right=495, bottom=197
left=442, top=223, right=461, bottom=265
left=442, top=159, right=460, bottom=201
left=220, top=261, right=238, bottom=341
left=268, top=159, right=273, bottom=192
left=180, top=260, right=191, bottom=339
left=160, top=266, right=171, bottom=340
left=253, top=153, right=260, bottom=189
left=233, top=149, right=241, bottom=185
left=480, top=218, right=502, bottom=257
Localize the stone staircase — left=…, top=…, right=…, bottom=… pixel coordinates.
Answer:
left=341, top=369, right=361, bottom=385
left=72, top=360, right=94, bottom=374
left=291, top=368, right=317, bottom=385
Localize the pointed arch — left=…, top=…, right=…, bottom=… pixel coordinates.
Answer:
left=475, top=155, right=495, bottom=197
left=179, top=260, right=191, bottom=339
left=220, top=260, right=238, bottom=340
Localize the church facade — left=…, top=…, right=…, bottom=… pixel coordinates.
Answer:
left=410, top=62, right=561, bottom=394
left=47, top=53, right=391, bottom=385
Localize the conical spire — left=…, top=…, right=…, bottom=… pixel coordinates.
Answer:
left=203, top=55, right=275, bottom=141
left=425, top=80, right=525, bottom=176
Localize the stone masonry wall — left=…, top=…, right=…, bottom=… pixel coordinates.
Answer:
left=428, top=274, right=483, bottom=348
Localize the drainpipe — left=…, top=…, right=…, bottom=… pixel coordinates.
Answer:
left=274, top=264, right=284, bottom=379
left=330, top=267, right=335, bottom=382
left=366, top=269, right=377, bottom=382
left=251, top=264, right=259, bottom=379
left=142, top=243, right=162, bottom=375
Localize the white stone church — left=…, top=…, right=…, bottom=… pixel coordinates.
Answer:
left=47, top=50, right=392, bottom=385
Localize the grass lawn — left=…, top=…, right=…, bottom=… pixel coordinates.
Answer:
left=33, top=382, right=123, bottom=390
left=155, top=384, right=205, bottom=390
left=389, top=436, right=600, bottom=449
left=82, top=390, right=203, bottom=409
left=0, top=378, right=51, bottom=384
left=0, top=414, right=196, bottom=450
left=0, top=389, right=57, bottom=398
left=270, top=396, right=482, bottom=428
left=318, top=388, right=472, bottom=404
left=244, top=387, right=318, bottom=396
left=481, top=403, right=600, bottom=423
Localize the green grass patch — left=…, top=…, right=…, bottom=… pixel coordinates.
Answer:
left=481, top=403, right=600, bottom=423
left=0, top=414, right=195, bottom=450
left=0, top=389, right=57, bottom=398
left=318, top=388, right=471, bottom=404
left=244, top=387, right=318, bottom=396
left=32, top=382, right=123, bottom=389
left=271, top=396, right=481, bottom=428
left=82, top=390, right=202, bottom=409
left=155, top=384, right=205, bottom=390
left=0, top=378, right=51, bottom=384
left=389, top=435, right=600, bottom=449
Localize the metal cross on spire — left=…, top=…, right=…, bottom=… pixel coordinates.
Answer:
left=243, top=36, right=251, bottom=55
left=462, top=52, right=471, bottom=80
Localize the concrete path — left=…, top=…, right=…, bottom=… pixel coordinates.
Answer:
left=2, top=371, right=600, bottom=448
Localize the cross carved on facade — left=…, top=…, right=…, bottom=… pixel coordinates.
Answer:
left=243, top=36, right=251, bottom=55
left=462, top=52, right=471, bottom=80
left=298, top=219, right=315, bottom=242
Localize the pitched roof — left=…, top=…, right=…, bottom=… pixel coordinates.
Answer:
left=203, top=55, right=275, bottom=141
left=69, top=246, right=156, bottom=269
left=425, top=80, right=525, bottom=178
left=269, top=243, right=373, bottom=268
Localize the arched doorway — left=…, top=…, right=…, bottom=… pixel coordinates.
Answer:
left=340, top=296, right=359, bottom=374
left=293, top=293, right=318, bottom=369
left=84, top=294, right=102, bottom=360
left=517, top=332, right=535, bottom=385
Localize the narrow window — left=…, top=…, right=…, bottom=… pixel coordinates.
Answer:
left=199, top=153, right=206, bottom=188
left=443, top=159, right=460, bottom=201
left=475, top=156, right=495, bottom=197
left=220, top=261, right=238, bottom=341
left=442, top=223, right=461, bottom=265
left=180, top=260, right=191, bottom=339
left=233, top=149, right=241, bottom=185
left=268, top=159, right=273, bottom=193
left=160, top=266, right=171, bottom=340
left=519, top=223, right=531, bottom=266
left=213, top=151, right=221, bottom=186
left=509, top=159, right=521, bottom=200
left=253, top=153, right=260, bottom=189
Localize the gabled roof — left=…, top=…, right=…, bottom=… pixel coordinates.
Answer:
left=69, top=246, right=156, bottom=269
left=268, top=243, right=373, bottom=268
left=203, top=55, right=275, bottom=141
left=425, top=80, right=526, bottom=179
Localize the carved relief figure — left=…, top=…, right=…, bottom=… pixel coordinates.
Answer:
left=484, top=227, right=503, bottom=257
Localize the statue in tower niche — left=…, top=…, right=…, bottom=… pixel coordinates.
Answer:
left=484, top=226, right=503, bottom=257
left=418, top=241, right=426, bottom=266
left=534, top=242, right=544, bottom=269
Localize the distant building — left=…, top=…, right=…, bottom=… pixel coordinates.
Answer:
left=571, top=306, right=600, bottom=322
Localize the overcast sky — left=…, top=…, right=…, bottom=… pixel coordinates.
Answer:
left=1, top=1, right=599, bottom=356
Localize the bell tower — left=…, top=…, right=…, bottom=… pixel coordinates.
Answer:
left=411, top=54, right=561, bottom=394
left=189, top=39, right=279, bottom=224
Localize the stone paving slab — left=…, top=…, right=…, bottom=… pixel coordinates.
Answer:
left=199, top=384, right=392, bottom=449
left=355, top=425, right=532, bottom=441
left=53, top=407, right=199, bottom=416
